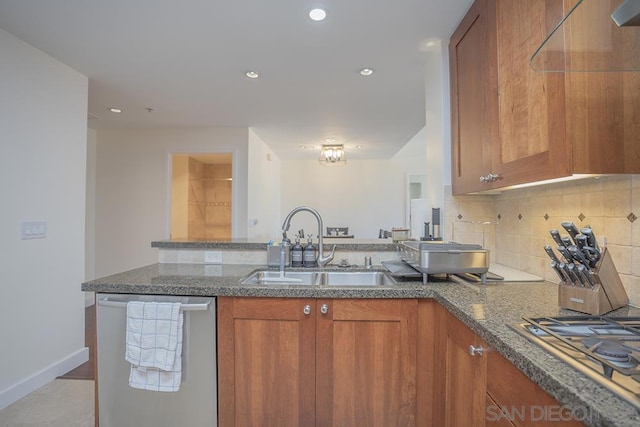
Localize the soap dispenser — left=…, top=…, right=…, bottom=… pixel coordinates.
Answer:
left=303, top=234, right=317, bottom=267
left=291, top=236, right=304, bottom=267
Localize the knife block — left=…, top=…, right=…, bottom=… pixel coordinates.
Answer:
left=558, top=248, right=628, bottom=315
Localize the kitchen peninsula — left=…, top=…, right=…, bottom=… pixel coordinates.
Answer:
left=82, top=239, right=640, bottom=427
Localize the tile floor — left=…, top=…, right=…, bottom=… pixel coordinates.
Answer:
left=0, top=379, right=94, bottom=426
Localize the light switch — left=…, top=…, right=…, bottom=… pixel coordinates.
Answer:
left=21, top=221, right=47, bottom=240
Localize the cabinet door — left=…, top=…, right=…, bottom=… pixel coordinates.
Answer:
left=316, top=299, right=417, bottom=426
left=217, top=297, right=316, bottom=427
left=493, top=0, right=570, bottom=186
left=443, top=312, right=488, bottom=427
left=487, top=349, right=584, bottom=427
left=450, top=0, right=499, bottom=194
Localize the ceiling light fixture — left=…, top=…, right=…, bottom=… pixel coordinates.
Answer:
left=360, top=68, right=374, bottom=76
left=309, top=8, right=326, bottom=21
left=325, top=137, right=336, bottom=143
left=245, top=71, right=260, bottom=79
left=319, top=144, right=346, bottom=165
left=109, top=107, right=122, bottom=113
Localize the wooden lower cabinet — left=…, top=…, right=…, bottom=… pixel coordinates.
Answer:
left=433, top=305, right=584, bottom=427
left=217, top=297, right=417, bottom=427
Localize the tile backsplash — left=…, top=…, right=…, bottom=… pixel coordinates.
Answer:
left=445, top=175, right=640, bottom=306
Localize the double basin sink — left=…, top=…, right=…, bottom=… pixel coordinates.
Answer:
left=241, top=270, right=397, bottom=286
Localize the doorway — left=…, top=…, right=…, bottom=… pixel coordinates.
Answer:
left=170, top=153, right=232, bottom=239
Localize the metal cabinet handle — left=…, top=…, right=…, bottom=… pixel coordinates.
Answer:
left=480, top=173, right=501, bottom=183
left=469, top=345, right=484, bottom=356
left=320, top=303, right=328, bottom=314
left=303, top=304, right=311, bottom=315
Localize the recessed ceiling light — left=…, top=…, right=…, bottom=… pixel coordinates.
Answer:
left=360, top=68, right=374, bottom=76
left=109, top=107, right=122, bottom=113
left=299, top=145, right=306, bottom=149
left=245, top=71, right=260, bottom=79
left=309, top=8, right=326, bottom=21
left=356, top=145, right=363, bottom=149
left=325, top=138, right=336, bottom=143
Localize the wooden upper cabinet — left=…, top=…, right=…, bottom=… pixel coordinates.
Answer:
left=450, top=0, right=639, bottom=195
left=493, top=0, right=570, bottom=187
left=450, top=0, right=498, bottom=195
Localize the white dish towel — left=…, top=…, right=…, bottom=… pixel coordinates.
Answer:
left=125, top=301, right=183, bottom=392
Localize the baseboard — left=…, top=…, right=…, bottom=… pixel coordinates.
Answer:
left=0, top=347, right=89, bottom=410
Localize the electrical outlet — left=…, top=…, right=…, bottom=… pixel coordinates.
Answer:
left=204, top=251, right=222, bottom=264
left=21, top=221, right=47, bottom=240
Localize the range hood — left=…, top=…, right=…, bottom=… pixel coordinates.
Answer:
left=531, top=0, right=640, bottom=72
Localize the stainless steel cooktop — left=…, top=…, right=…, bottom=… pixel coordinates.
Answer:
left=512, top=316, right=640, bottom=409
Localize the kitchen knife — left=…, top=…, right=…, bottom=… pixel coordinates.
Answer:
left=580, top=227, right=600, bottom=252
left=577, top=264, right=596, bottom=289
left=550, top=229, right=566, bottom=247
left=568, top=245, right=590, bottom=268
left=559, top=262, right=578, bottom=286
left=556, top=245, right=575, bottom=264
left=583, top=246, right=601, bottom=268
left=566, top=263, right=583, bottom=286
left=561, top=236, right=573, bottom=248
left=575, top=234, right=588, bottom=251
left=561, top=221, right=581, bottom=244
left=544, top=245, right=562, bottom=264
left=550, top=260, right=568, bottom=283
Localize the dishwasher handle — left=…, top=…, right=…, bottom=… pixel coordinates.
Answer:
left=98, top=299, right=211, bottom=311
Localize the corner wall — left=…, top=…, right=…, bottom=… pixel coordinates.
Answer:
left=94, top=128, right=249, bottom=277
left=0, top=28, right=88, bottom=409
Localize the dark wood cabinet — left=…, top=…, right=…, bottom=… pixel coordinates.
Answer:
left=217, top=297, right=417, bottom=427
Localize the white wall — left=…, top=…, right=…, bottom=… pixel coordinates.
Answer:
left=424, top=40, right=449, bottom=236
left=247, top=129, right=282, bottom=240
left=94, top=128, right=249, bottom=277
left=280, top=159, right=408, bottom=239
left=0, top=28, right=88, bottom=409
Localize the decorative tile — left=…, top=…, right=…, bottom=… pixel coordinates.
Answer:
left=457, top=214, right=463, bottom=220
left=544, top=213, right=549, bottom=221
left=628, top=212, right=637, bottom=223
left=578, top=213, right=586, bottom=222
left=518, top=214, right=522, bottom=220
left=497, top=214, right=502, bottom=220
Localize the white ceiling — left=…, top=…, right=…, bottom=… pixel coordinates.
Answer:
left=0, top=0, right=473, bottom=160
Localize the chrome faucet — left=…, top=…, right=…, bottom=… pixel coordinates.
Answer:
left=281, top=206, right=336, bottom=267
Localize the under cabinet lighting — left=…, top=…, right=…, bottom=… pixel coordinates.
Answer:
left=109, top=107, right=122, bottom=113
left=245, top=71, right=260, bottom=79
left=360, top=68, right=374, bottom=76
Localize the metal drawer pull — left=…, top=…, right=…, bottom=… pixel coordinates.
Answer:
left=321, top=304, right=328, bottom=314
left=469, top=345, right=484, bottom=356
left=303, top=304, right=312, bottom=315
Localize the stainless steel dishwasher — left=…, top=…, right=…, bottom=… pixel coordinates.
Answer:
left=96, top=293, right=217, bottom=427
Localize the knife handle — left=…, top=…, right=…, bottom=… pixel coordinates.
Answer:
left=550, top=229, right=565, bottom=247
left=550, top=261, right=567, bottom=283
left=544, top=245, right=561, bottom=264
left=561, top=221, right=581, bottom=243
left=557, top=245, right=574, bottom=263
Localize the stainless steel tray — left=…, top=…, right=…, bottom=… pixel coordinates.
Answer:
left=399, top=241, right=489, bottom=284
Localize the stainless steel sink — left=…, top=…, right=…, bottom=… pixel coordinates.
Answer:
left=318, top=271, right=397, bottom=286
left=240, top=270, right=397, bottom=286
left=240, top=270, right=320, bottom=285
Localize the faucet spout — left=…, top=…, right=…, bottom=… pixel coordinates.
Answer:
left=281, top=206, right=335, bottom=267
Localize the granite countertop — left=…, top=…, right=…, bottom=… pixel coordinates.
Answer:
left=82, top=263, right=640, bottom=426
left=151, top=238, right=400, bottom=251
